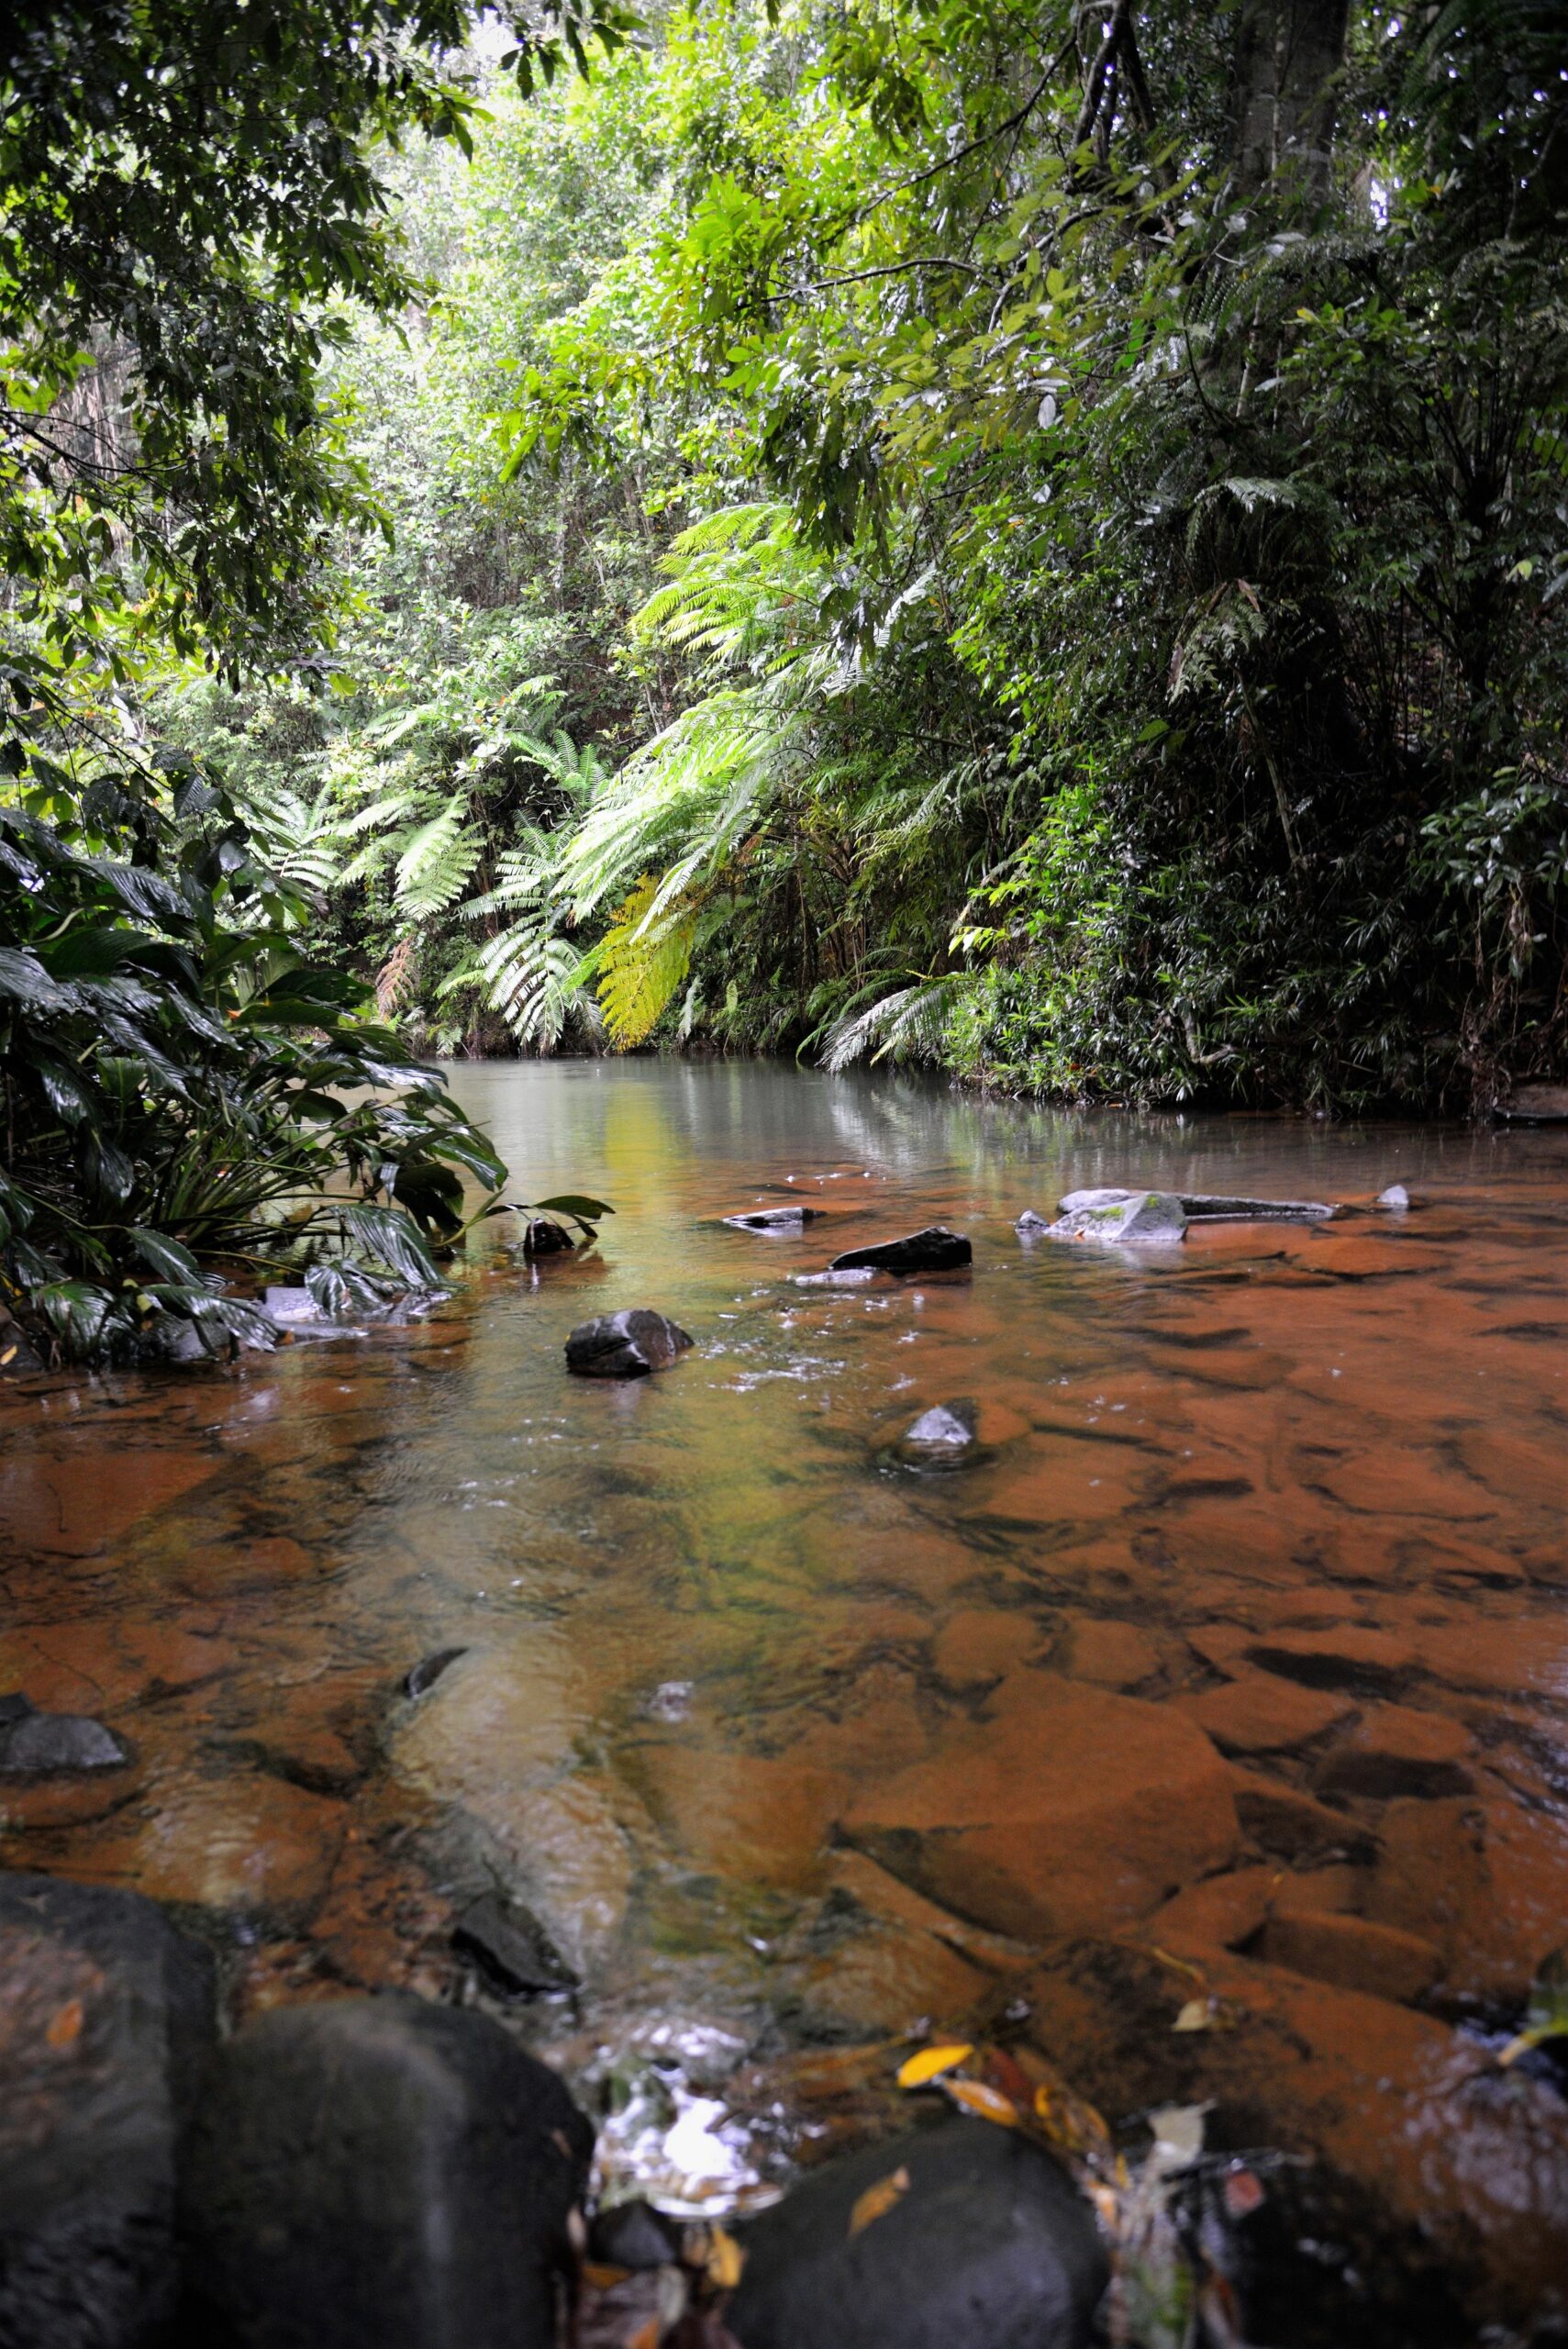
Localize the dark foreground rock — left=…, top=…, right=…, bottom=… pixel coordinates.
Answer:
left=564, top=1308, right=694, bottom=1378
left=727, top=2116, right=1107, bottom=2349
left=829, top=1226, right=972, bottom=1275
left=179, top=1995, right=593, bottom=2349
left=0, top=1872, right=216, bottom=2349
left=0, top=1696, right=130, bottom=1775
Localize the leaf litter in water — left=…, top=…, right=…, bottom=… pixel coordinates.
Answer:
left=849, top=2165, right=911, bottom=2237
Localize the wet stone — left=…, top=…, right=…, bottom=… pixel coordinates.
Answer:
left=1227, top=1767, right=1377, bottom=1864
left=1046, top=1192, right=1187, bottom=1246
left=895, top=1401, right=982, bottom=1468
left=1174, top=1672, right=1355, bottom=1755
left=1258, top=1909, right=1442, bottom=2006
left=724, top=1205, right=822, bottom=1230
left=1376, top=1183, right=1412, bottom=1209
left=727, top=2116, right=1107, bottom=2349
left=1246, top=1625, right=1416, bottom=1693
left=564, top=1309, right=694, bottom=1379
left=0, top=1698, right=130, bottom=1776
left=180, top=1994, right=593, bottom=2349
left=521, top=1218, right=575, bottom=1257
left=844, top=1675, right=1239, bottom=1941
left=1312, top=1703, right=1473, bottom=1801
left=0, top=1872, right=216, bottom=2349
left=1051, top=1616, right=1162, bottom=1690
left=587, top=2198, right=681, bottom=2272
left=403, top=1646, right=468, bottom=1700
left=829, top=1225, right=972, bottom=1275
left=452, top=1891, right=579, bottom=1997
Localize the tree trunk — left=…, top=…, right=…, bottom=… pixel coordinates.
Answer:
left=1232, top=0, right=1351, bottom=201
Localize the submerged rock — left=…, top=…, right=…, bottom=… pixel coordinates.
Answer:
left=180, top=1995, right=593, bottom=2349
left=0, top=1696, right=130, bottom=1775
left=0, top=1873, right=216, bottom=2349
left=1015, top=1934, right=1568, bottom=2332
left=724, top=1205, right=823, bottom=1230
left=452, top=1891, right=579, bottom=1997
left=1047, top=1192, right=1188, bottom=1246
left=843, top=1675, right=1238, bottom=1941
left=829, top=1226, right=972, bottom=1275
left=564, top=1308, right=693, bottom=1378
left=727, top=2116, right=1107, bottom=2349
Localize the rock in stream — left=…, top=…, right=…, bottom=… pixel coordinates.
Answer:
left=829, top=1226, right=972, bottom=1275
left=180, top=1995, right=593, bottom=2349
left=0, top=1873, right=217, bottom=2349
left=565, top=1309, right=693, bottom=1378
left=727, top=2116, right=1107, bottom=2349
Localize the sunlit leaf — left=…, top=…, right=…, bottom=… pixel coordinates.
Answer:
left=895, top=2043, right=973, bottom=2089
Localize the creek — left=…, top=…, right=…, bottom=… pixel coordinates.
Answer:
left=3, top=1061, right=1566, bottom=2335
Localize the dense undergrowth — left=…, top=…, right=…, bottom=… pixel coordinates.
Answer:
left=162, top=0, right=1568, bottom=1117
left=3, top=1, right=1566, bottom=1355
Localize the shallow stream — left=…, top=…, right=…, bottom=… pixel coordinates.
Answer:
left=4, top=1063, right=1566, bottom=2332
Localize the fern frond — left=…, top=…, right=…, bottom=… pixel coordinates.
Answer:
left=394, top=796, right=482, bottom=918
left=595, top=878, right=699, bottom=1046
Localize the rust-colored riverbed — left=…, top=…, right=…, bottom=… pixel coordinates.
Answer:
left=3, top=1064, right=1566, bottom=2338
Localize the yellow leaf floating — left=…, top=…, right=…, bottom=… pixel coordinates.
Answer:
left=942, top=2077, right=1020, bottom=2126
left=849, top=2165, right=911, bottom=2238
left=896, top=2043, right=973, bottom=2089
left=1173, top=1998, right=1212, bottom=2032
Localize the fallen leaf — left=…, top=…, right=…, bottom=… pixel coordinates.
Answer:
left=896, top=2042, right=973, bottom=2089
left=941, top=2077, right=1019, bottom=2126
left=1497, top=1944, right=1568, bottom=2066
left=1222, top=2167, right=1265, bottom=2220
left=581, top=2261, right=630, bottom=2290
left=703, top=2223, right=746, bottom=2291
left=1172, top=1997, right=1238, bottom=2033
left=849, top=2165, right=911, bottom=2238
left=46, top=1999, right=83, bottom=2051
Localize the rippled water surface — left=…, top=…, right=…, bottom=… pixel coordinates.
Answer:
left=4, top=1064, right=1567, bottom=2321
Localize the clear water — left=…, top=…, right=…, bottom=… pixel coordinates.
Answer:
left=3, top=1063, right=1566, bottom=2308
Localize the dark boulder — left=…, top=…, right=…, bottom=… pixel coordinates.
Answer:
left=452, top=1892, right=579, bottom=1997
left=828, top=1227, right=972, bottom=1275
left=0, top=1698, right=131, bottom=1776
left=179, top=1994, right=594, bottom=2349
left=0, top=1872, right=217, bottom=2349
left=727, top=2116, right=1107, bottom=2349
left=565, top=1309, right=694, bottom=1378
left=521, top=1219, right=575, bottom=1257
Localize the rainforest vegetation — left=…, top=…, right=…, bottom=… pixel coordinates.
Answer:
left=2, top=0, right=1565, bottom=1359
